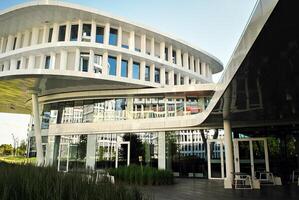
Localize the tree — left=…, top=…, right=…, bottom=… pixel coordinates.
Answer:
left=0, top=144, right=13, bottom=156
left=17, top=140, right=27, bottom=156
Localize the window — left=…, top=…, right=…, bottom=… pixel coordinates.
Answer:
left=48, top=28, right=53, bottom=43
left=145, top=65, right=150, bottom=81
left=94, top=54, right=102, bottom=73
left=13, top=37, right=17, bottom=50
left=82, top=24, right=91, bottom=41
left=154, top=68, right=160, bottom=83
left=16, top=60, right=21, bottom=70
left=96, top=26, right=104, bottom=43
left=80, top=53, right=89, bottom=72
left=58, top=25, right=66, bottom=42
left=70, top=24, right=78, bottom=41
left=45, top=56, right=51, bottom=69
left=109, top=28, right=118, bottom=46
left=165, top=71, right=169, bottom=85
left=133, top=62, right=140, bottom=79
left=165, top=47, right=168, bottom=61
left=121, top=31, right=129, bottom=49
left=0, top=64, right=4, bottom=71
left=172, top=50, right=176, bottom=64
left=121, top=60, right=128, bottom=77
left=108, top=56, right=117, bottom=76
left=174, top=74, right=177, bottom=85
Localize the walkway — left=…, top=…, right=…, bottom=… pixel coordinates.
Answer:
left=141, top=178, right=299, bottom=200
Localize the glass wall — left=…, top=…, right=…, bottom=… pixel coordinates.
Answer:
left=70, top=24, right=78, bottom=41
left=145, top=65, right=150, bottom=81
left=82, top=24, right=91, bottom=42
left=80, top=53, right=89, bottom=72
left=133, top=62, right=140, bottom=79
left=121, top=59, right=128, bottom=77
left=96, top=26, right=104, bottom=43
left=58, top=25, right=66, bottom=42
left=108, top=56, right=117, bottom=76
left=109, top=28, right=118, bottom=46
left=154, top=68, right=160, bottom=83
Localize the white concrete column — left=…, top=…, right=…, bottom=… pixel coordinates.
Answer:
left=116, top=54, right=122, bottom=77
left=168, top=45, right=173, bottom=63
left=129, top=31, right=135, bottom=51
left=45, top=136, right=55, bottom=166
left=28, top=55, right=35, bottom=70
left=23, top=30, right=30, bottom=47
left=50, top=52, right=56, bottom=70
left=196, top=58, right=200, bottom=75
left=31, top=27, right=39, bottom=45
left=86, top=134, right=97, bottom=170
left=10, top=59, right=17, bottom=70
left=117, top=26, right=122, bottom=47
left=190, top=55, right=195, bottom=72
left=176, top=49, right=182, bottom=66
left=78, top=20, right=83, bottom=42
left=150, top=37, right=155, bottom=56
left=128, top=57, right=133, bottom=79
left=60, top=50, right=68, bottom=70
left=30, top=91, right=44, bottom=166
left=65, top=21, right=71, bottom=42
left=223, top=88, right=234, bottom=189
left=51, top=23, right=59, bottom=43
left=75, top=48, right=81, bottom=71
left=104, top=23, right=110, bottom=45
left=20, top=57, right=26, bottom=69
left=102, top=51, right=108, bottom=75
left=169, top=70, right=174, bottom=85
left=158, top=131, right=166, bottom=170
left=3, top=61, right=10, bottom=71
left=6, top=35, right=14, bottom=52
left=160, top=42, right=165, bottom=60
left=141, top=34, right=146, bottom=54
left=39, top=54, right=45, bottom=69
left=160, top=67, right=166, bottom=85
left=42, top=25, right=49, bottom=44
left=177, top=73, right=181, bottom=85
left=184, top=76, right=190, bottom=85
left=183, top=52, right=189, bottom=68
left=15, top=32, right=22, bottom=49
left=202, top=62, right=207, bottom=77
left=0, top=37, right=4, bottom=52
left=191, top=78, right=196, bottom=85
left=140, top=60, right=146, bottom=81
left=150, top=63, right=155, bottom=82
left=88, top=49, right=94, bottom=73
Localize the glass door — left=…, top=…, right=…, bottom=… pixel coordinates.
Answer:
left=207, top=139, right=225, bottom=179
left=58, top=142, right=69, bottom=172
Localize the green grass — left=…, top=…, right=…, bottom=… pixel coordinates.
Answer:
left=0, top=156, right=36, bottom=164
left=0, top=162, right=149, bottom=200
left=109, top=165, right=174, bottom=185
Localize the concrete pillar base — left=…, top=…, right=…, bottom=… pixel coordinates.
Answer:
left=224, top=178, right=233, bottom=189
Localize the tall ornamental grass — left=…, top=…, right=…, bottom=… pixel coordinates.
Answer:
left=109, top=165, right=174, bottom=185
left=0, top=162, right=147, bottom=200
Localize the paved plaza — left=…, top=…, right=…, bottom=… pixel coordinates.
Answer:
left=141, top=178, right=299, bottom=200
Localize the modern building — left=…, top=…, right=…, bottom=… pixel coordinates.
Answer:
left=1, top=0, right=299, bottom=189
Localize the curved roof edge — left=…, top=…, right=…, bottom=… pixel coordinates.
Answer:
left=0, top=0, right=223, bottom=73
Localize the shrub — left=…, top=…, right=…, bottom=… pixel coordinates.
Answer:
left=109, top=165, right=174, bottom=185
left=0, top=162, right=148, bottom=200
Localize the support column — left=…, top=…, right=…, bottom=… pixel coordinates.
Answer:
left=88, top=49, right=94, bottom=73
left=150, top=37, right=155, bottom=56
left=160, top=42, right=165, bottom=60
left=140, top=60, right=146, bottom=81
left=183, top=52, right=189, bottom=69
left=60, top=50, right=67, bottom=70
left=177, top=73, right=181, bottom=85
left=65, top=21, right=71, bottom=42
left=150, top=63, right=155, bottom=83
left=128, top=57, right=133, bottom=79
left=196, top=58, right=200, bottom=75
left=0, top=37, right=4, bottom=53
left=223, top=87, right=234, bottom=189
left=75, top=48, right=80, bottom=71
left=51, top=23, right=59, bottom=43
left=42, top=25, right=49, bottom=44
left=190, top=55, right=195, bottom=72
left=31, top=27, right=39, bottom=45
left=169, top=70, right=174, bottom=86
left=15, top=32, right=22, bottom=49
left=28, top=55, right=35, bottom=70
left=158, top=131, right=166, bottom=170
left=78, top=20, right=83, bottom=42
left=30, top=90, right=44, bottom=166
left=6, top=35, right=14, bottom=52
left=50, top=52, right=56, bottom=70
left=141, top=34, right=146, bottom=54
left=177, top=49, right=182, bottom=66
left=168, top=45, right=173, bottom=63
left=102, top=51, right=108, bottom=75
left=45, top=136, right=55, bottom=166
left=117, top=26, right=122, bottom=47
left=184, top=76, right=190, bottom=85
left=86, top=134, right=97, bottom=170
left=91, top=20, right=96, bottom=43
left=129, top=31, right=135, bottom=51
left=116, top=54, right=122, bottom=77
left=160, top=67, right=166, bottom=85
left=23, top=30, right=30, bottom=47
left=202, top=62, right=207, bottom=77
left=104, top=23, right=110, bottom=45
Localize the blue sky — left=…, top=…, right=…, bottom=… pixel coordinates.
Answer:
left=0, top=0, right=257, bottom=145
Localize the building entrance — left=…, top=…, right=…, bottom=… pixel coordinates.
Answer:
left=207, top=139, right=226, bottom=179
